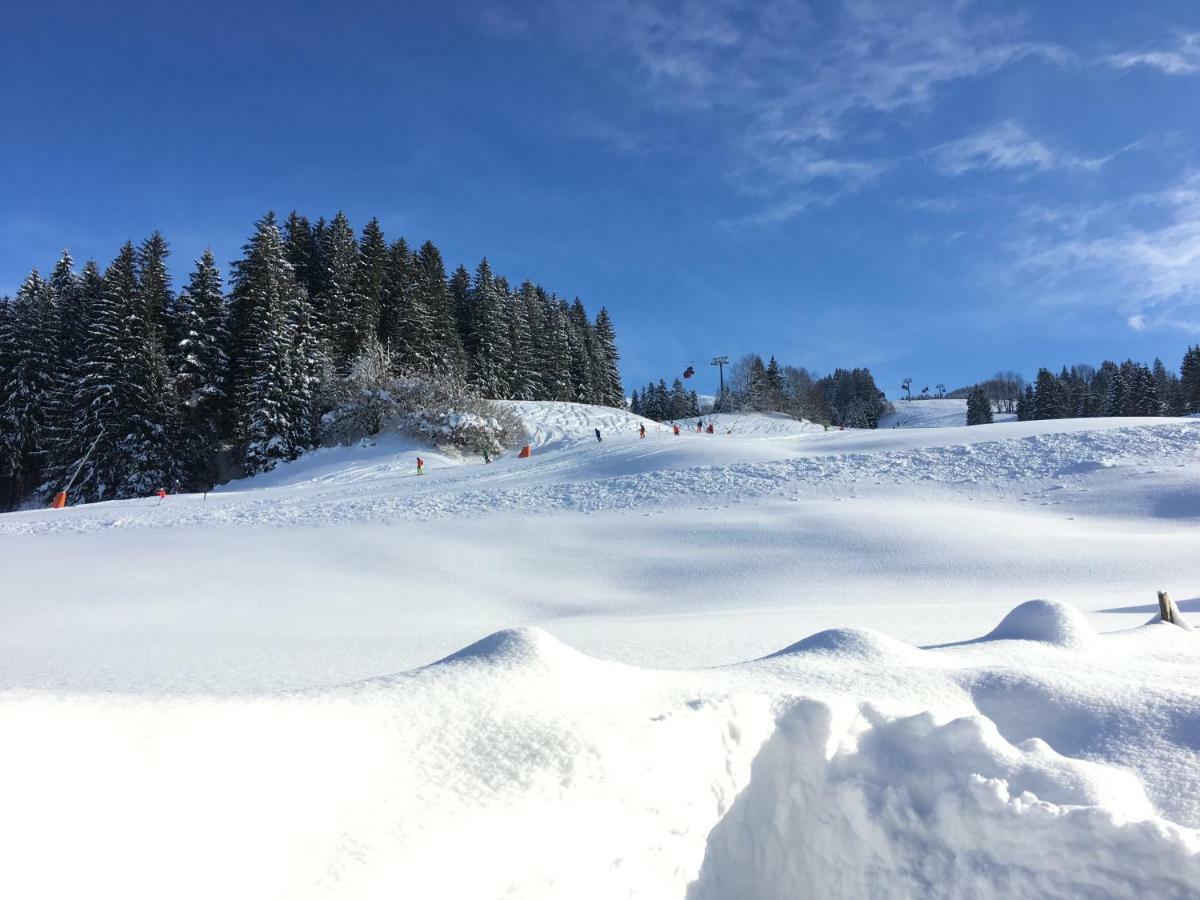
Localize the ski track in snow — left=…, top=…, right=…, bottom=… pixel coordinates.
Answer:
left=3, top=418, right=1197, bottom=534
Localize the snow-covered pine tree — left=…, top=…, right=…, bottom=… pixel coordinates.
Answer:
left=1102, top=367, right=1126, bottom=417
left=44, top=251, right=83, bottom=478
left=172, top=250, right=228, bottom=489
left=591, top=307, right=623, bottom=408
left=1152, top=358, right=1173, bottom=415
left=111, top=239, right=181, bottom=496
left=687, top=390, right=700, bottom=417
left=669, top=378, right=689, bottom=420
left=1032, top=368, right=1061, bottom=420
left=1127, top=363, right=1159, bottom=417
left=228, top=213, right=307, bottom=474
left=1016, top=384, right=1035, bottom=421
left=565, top=299, right=595, bottom=404
left=467, top=258, right=511, bottom=398
left=412, top=240, right=464, bottom=377
left=538, top=296, right=574, bottom=401
left=379, top=238, right=418, bottom=367
left=0, top=271, right=58, bottom=504
left=966, top=387, right=993, bottom=425
left=58, top=251, right=147, bottom=501
left=1180, top=345, right=1200, bottom=414
left=356, top=218, right=387, bottom=355
left=283, top=212, right=321, bottom=306
left=764, top=356, right=785, bottom=411
left=319, top=212, right=365, bottom=370
left=506, top=283, right=539, bottom=401
left=629, top=389, right=641, bottom=417
left=449, top=264, right=473, bottom=351
left=0, top=296, right=15, bottom=506
left=138, top=232, right=173, bottom=355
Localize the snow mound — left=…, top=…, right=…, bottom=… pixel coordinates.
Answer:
left=689, top=700, right=1199, bottom=899
left=765, top=627, right=923, bottom=664
left=430, top=625, right=578, bottom=669
left=981, top=599, right=1097, bottom=648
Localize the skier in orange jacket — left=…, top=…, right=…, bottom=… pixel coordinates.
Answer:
left=416, top=457, right=425, bottom=475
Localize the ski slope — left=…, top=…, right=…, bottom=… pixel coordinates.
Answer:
left=879, top=397, right=1018, bottom=428
left=2, top=401, right=1199, bottom=898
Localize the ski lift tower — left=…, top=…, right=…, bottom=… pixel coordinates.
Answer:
left=712, top=356, right=729, bottom=411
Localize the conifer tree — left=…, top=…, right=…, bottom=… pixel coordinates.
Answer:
left=1033, top=368, right=1061, bottom=420
left=1102, top=368, right=1126, bottom=417
left=114, top=240, right=179, bottom=495
left=379, top=238, right=418, bottom=364
left=0, top=297, right=15, bottom=506
left=173, top=251, right=228, bottom=488
left=1016, top=384, right=1035, bottom=421
left=506, top=283, right=539, bottom=401
left=565, top=299, right=595, bottom=403
left=591, top=307, right=623, bottom=407
left=283, top=211, right=320, bottom=301
left=0, top=271, right=58, bottom=501
left=1181, top=345, right=1200, bottom=414
left=319, top=212, right=365, bottom=369
left=1127, top=363, right=1159, bottom=417
left=229, top=213, right=307, bottom=474
left=467, top=258, right=511, bottom=398
left=356, top=218, right=387, bottom=352
left=449, top=264, right=473, bottom=349
left=537, top=293, right=573, bottom=401
left=412, top=240, right=464, bottom=376
left=966, top=387, right=993, bottom=425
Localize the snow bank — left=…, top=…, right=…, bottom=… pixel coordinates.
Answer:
left=3, top=600, right=1199, bottom=899
left=981, top=599, right=1098, bottom=648
left=691, top=701, right=1199, bottom=899
left=765, top=627, right=927, bottom=665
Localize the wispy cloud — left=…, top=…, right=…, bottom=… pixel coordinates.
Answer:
left=1106, top=32, right=1200, bottom=76
left=930, top=120, right=1109, bottom=176
left=1014, top=171, right=1200, bottom=334
left=476, top=0, right=1068, bottom=222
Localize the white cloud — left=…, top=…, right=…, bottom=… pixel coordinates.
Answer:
left=1015, top=171, right=1200, bottom=334
left=1106, top=32, right=1200, bottom=75
left=478, top=0, right=1068, bottom=222
left=931, top=120, right=1108, bottom=176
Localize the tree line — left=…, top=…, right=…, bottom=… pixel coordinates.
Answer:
left=634, top=353, right=889, bottom=429
left=0, top=211, right=624, bottom=509
left=1013, top=352, right=1199, bottom=422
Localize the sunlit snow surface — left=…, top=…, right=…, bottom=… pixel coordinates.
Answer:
left=2, top=402, right=1199, bottom=898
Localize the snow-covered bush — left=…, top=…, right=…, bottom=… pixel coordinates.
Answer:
left=390, top=371, right=526, bottom=454
left=319, top=340, right=525, bottom=454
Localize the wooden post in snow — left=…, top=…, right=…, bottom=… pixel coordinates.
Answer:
left=1158, top=590, right=1180, bottom=625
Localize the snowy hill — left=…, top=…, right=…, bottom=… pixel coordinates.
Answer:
left=880, top=397, right=1019, bottom=428
left=2, top=401, right=1199, bottom=897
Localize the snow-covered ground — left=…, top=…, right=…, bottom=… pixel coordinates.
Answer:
left=880, top=397, right=1018, bottom=428
left=2, top=401, right=1199, bottom=897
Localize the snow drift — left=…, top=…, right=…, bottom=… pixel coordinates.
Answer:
left=2, top=402, right=1199, bottom=897
left=2, top=603, right=1199, bottom=899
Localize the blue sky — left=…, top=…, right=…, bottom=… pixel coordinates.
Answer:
left=3, top=1, right=1200, bottom=398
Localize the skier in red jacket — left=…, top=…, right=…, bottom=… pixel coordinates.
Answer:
left=416, top=457, right=425, bottom=475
